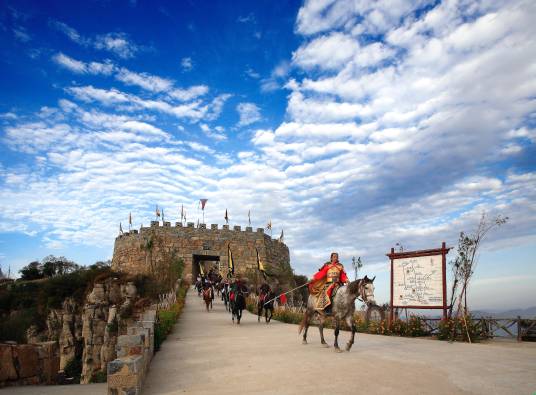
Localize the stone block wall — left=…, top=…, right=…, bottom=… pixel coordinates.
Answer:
left=111, top=222, right=293, bottom=288
left=0, top=341, right=59, bottom=387
left=107, top=308, right=156, bottom=395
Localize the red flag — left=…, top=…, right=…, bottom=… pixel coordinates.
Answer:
left=200, top=199, right=208, bottom=210
left=279, top=294, right=287, bottom=305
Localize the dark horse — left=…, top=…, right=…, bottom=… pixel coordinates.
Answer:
left=231, top=288, right=247, bottom=324
left=257, top=290, right=276, bottom=323
left=299, top=276, right=376, bottom=352
left=221, top=282, right=230, bottom=311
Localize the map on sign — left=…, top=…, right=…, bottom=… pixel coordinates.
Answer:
left=392, top=254, right=444, bottom=307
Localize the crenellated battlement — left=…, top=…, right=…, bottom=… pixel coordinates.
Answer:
left=116, top=222, right=267, bottom=241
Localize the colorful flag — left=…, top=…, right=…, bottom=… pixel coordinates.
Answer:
left=155, top=205, right=160, bottom=218
left=199, top=263, right=204, bottom=276
left=279, top=229, right=284, bottom=242
left=248, top=210, right=251, bottom=226
left=266, top=220, right=272, bottom=230
left=200, top=199, right=208, bottom=210
left=228, top=243, right=234, bottom=275
left=224, top=209, right=229, bottom=224
left=256, top=248, right=266, bottom=273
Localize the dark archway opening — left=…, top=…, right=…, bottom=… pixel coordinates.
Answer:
left=192, top=254, right=220, bottom=280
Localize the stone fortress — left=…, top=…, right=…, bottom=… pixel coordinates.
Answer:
left=112, top=220, right=293, bottom=289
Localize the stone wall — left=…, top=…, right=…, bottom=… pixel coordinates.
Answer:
left=107, top=308, right=156, bottom=395
left=111, top=222, right=293, bottom=288
left=0, top=342, right=59, bottom=387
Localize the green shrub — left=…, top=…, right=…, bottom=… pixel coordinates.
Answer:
left=90, top=370, right=107, bottom=383
left=154, top=284, right=188, bottom=351
left=437, top=315, right=484, bottom=342
left=0, top=308, right=39, bottom=343
left=64, top=357, right=82, bottom=383
left=272, top=308, right=304, bottom=325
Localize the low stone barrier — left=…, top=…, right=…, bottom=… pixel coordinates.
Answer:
left=107, top=308, right=156, bottom=395
left=0, top=341, right=59, bottom=387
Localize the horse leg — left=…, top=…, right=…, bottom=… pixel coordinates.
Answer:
left=257, top=305, right=261, bottom=322
left=302, top=313, right=310, bottom=345
left=345, top=316, right=356, bottom=352
left=334, top=318, right=342, bottom=352
left=319, top=315, right=329, bottom=347
left=237, top=308, right=242, bottom=324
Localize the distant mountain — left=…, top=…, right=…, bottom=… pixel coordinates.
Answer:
left=472, top=306, right=536, bottom=318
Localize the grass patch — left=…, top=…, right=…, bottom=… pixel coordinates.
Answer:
left=154, top=284, right=188, bottom=351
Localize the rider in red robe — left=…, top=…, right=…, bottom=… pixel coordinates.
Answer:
left=309, top=252, right=349, bottom=311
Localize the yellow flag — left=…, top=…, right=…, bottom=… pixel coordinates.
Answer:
left=228, top=244, right=234, bottom=274
left=256, top=248, right=264, bottom=272
left=199, top=263, right=204, bottom=276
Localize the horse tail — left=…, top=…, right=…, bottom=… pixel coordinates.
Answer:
left=298, top=310, right=309, bottom=334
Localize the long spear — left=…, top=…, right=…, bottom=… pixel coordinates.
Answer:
left=263, top=282, right=309, bottom=306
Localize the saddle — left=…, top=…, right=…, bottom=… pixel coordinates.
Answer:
left=313, top=282, right=341, bottom=312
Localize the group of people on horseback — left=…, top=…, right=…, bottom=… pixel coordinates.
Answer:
left=196, top=269, right=251, bottom=324
left=194, top=252, right=377, bottom=351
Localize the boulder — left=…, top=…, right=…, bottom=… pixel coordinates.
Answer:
left=14, top=345, right=39, bottom=379
left=0, top=344, right=18, bottom=381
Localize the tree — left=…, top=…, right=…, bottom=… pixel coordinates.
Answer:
left=19, top=261, right=43, bottom=281
left=449, top=212, right=508, bottom=318
left=351, top=256, right=363, bottom=280
left=41, top=255, right=79, bottom=277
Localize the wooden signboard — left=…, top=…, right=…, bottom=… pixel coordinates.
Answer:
left=387, top=242, right=450, bottom=322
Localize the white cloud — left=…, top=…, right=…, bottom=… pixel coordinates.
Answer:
left=181, top=57, right=193, bottom=71
left=200, top=124, right=227, bottom=141
left=293, top=32, right=359, bottom=71
left=261, top=61, right=290, bottom=92
left=13, top=26, right=31, bottom=42
left=236, top=102, right=262, bottom=127
left=115, top=68, right=173, bottom=92
left=53, top=53, right=87, bottom=73
left=94, top=32, right=139, bottom=59
left=50, top=20, right=89, bottom=45
left=53, top=53, right=115, bottom=75
left=169, top=85, right=209, bottom=101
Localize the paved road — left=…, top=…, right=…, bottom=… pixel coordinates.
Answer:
left=143, top=290, right=536, bottom=395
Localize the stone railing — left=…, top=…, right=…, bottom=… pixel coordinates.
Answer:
left=0, top=341, right=59, bottom=388
left=107, top=308, right=156, bottom=395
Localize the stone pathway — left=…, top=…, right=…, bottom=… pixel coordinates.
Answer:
left=142, top=289, right=536, bottom=395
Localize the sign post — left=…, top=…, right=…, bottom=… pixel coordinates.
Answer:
left=387, top=242, right=450, bottom=323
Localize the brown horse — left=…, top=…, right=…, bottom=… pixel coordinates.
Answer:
left=299, top=276, right=376, bottom=352
left=202, top=286, right=213, bottom=311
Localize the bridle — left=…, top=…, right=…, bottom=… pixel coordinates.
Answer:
left=356, top=279, right=371, bottom=304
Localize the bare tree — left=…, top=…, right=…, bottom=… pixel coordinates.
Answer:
left=351, top=256, right=363, bottom=280
left=449, top=212, right=508, bottom=318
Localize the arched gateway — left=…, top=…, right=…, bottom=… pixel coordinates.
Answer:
left=111, top=221, right=292, bottom=288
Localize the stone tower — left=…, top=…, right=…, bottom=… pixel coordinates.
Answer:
left=111, top=221, right=293, bottom=289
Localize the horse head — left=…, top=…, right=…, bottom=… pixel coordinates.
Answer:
left=348, top=275, right=376, bottom=304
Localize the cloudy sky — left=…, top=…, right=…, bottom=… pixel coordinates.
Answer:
left=0, top=0, right=535, bottom=310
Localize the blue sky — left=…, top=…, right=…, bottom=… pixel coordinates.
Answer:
left=0, top=0, right=535, bottom=310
